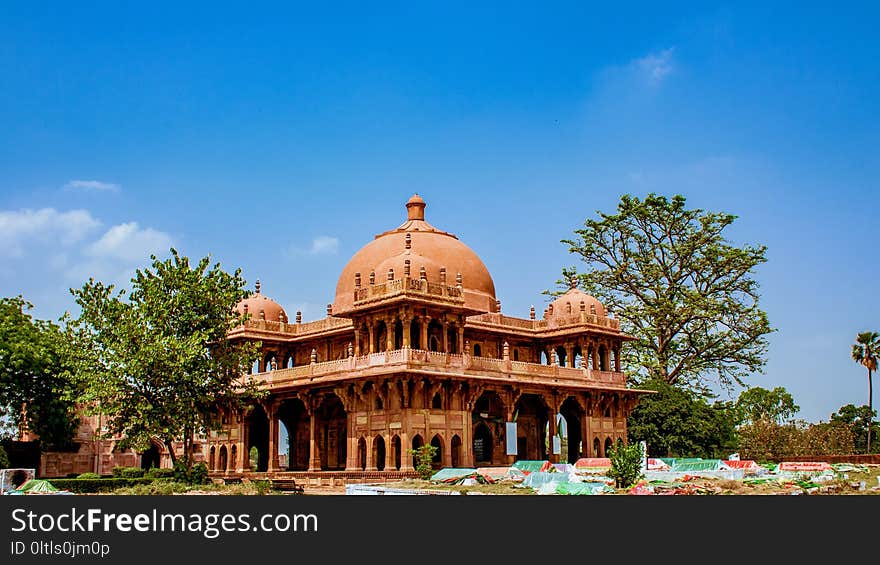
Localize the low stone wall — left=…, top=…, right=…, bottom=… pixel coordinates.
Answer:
left=211, top=470, right=420, bottom=487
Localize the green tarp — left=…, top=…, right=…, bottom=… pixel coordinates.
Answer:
left=669, top=459, right=726, bottom=472
left=18, top=480, right=60, bottom=493
left=512, top=460, right=548, bottom=473
left=555, top=482, right=612, bottom=495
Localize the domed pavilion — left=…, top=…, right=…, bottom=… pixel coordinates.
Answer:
left=214, top=195, right=648, bottom=482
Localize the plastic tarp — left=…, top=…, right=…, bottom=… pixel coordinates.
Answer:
left=519, top=471, right=571, bottom=490
left=512, top=460, right=548, bottom=474
left=545, top=463, right=575, bottom=474
left=574, top=458, right=611, bottom=469
left=555, top=482, right=612, bottom=495
left=670, top=459, right=729, bottom=472
left=18, top=479, right=60, bottom=493
left=476, top=466, right=525, bottom=482
left=723, top=460, right=759, bottom=470
left=777, top=462, right=832, bottom=472
left=658, top=458, right=703, bottom=467
left=647, top=458, right=671, bottom=471
left=429, top=468, right=492, bottom=484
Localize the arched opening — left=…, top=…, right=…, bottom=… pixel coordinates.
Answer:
left=278, top=397, right=310, bottom=471
left=251, top=359, right=261, bottom=374
left=430, top=435, right=444, bottom=469
left=375, top=396, right=384, bottom=410
left=560, top=397, right=584, bottom=464
left=451, top=435, right=462, bottom=468
left=515, top=394, right=550, bottom=461
left=265, top=354, right=276, bottom=371
left=410, top=320, right=421, bottom=349
left=209, top=446, right=216, bottom=471
left=593, top=437, right=601, bottom=458
left=472, top=391, right=505, bottom=465
left=473, top=423, right=493, bottom=465
left=605, top=437, right=614, bottom=456
left=411, top=434, right=425, bottom=468
left=373, top=435, right=386, bottom=471
left=447, top=328, right=458, bottom=354
left=359, top=324, right=369, bottom=354
left=391, top=435, right=401, bottom=470
left=231, top=445, right=238, bottom=470
left=539, top=350, right=549, bottom=365
left=473, top=343, right=482, bottom=357
left=316, top=394, right=347, bottom=470
left=357, top=437, right=367, bottom=470
left=513, top=349, right=519, bottom=361
left=219, top=445, right=228, bottom=471
left=598, top=345, right=608, bottom=370
left=247, top=405, right=270, bottom=472
left=427, top=320, right=443, bottom=352
left=140, top=444, right=160, bottom=470
left=394, top=319, right=404, bottom=350
left=573, top=346, right=583, bottom=369
left=432, top=392, right=443, bottom=410
left=556, top=347, right=567, bottom=367
left=286, top=354, right=294, bottom=369
left=375, top=321, right=388, bottom=352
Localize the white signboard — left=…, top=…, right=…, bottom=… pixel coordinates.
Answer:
left=505, top=422, right=517, bottom=455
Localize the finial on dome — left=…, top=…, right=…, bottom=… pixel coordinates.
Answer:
left=255, top=279, right=262, bottom=294
left=406, top=194, right=426, bottom=221
left=530, top=305, right=536, bottom=320
left=296, top=310, right=302, bottom=324
left=569, top=276, right=578, bottom=290
left=327, top=303, right=333, bottom=316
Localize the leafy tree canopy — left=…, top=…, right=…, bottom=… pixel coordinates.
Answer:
left=735, top=386, right=799, bottom=425
left=556, top=193, right=772, bottom=390
left=63, top=249, right=263, bottom=469
left=626, top=380, right=738, bottom=459
left=0, top=296, right=79, bottom=449
left=831, top=404, right=879, bottom=454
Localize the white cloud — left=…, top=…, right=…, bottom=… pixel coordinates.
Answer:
left=635, top=48, right=675, bottom=84
left=308, top=236, right=339, bottom=255
left=86, top=222, right=173, bottom=262
left=64, top=180, right=121, bottom=192
left=0, top=208, right=101, bottom=257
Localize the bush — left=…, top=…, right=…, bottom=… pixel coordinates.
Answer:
left=0, top=445, right=9, bottom=468
left=408, top=445, right=438, bottom=480
left=77, top=472, right=101, bottom=479
left=47, top=478, right=153, bottom=493
left=112, top=466, right=145, bottom=479
left=607, top=440, right=643, bottom=489
left=113, top=481, right=193, bottom=495
left=173, top=461, right=209, bottom=484
left=145, top=467, right=175, bottom=479
left=738, top=419, right=855, bottom=461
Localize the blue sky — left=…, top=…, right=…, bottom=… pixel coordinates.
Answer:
left=1, top=2, right=878, bottom=422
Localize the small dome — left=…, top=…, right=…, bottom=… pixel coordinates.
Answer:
left=235, top=280, right=287, bottom=322
left=334, top=195, right=497, bottom=313
left=547, top=286, right=605, bottom=319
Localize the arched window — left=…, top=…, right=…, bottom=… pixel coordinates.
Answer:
left=375, top=396, right=384, bottom=410
left=357, top=437, right=366, bottom=470
left=430, top=435, right=443, bottom=469
left=451, top=435, right=462, bottom=468
left=432, top=392, right=442, bottom=410
left=473, top=343, right=482, bottom=357
left=513, top=349, right=519, bottom=361
left=391, top=435, right=402, bottom=470
left=605, top=437, right=614, bottom=456
left=429, top=336, right=440, bottom=352
left=251, top=359, right=260, bottom=374
left=593, top=437, right=600, bottom=457
left=373, top=436, right=386, bottom=471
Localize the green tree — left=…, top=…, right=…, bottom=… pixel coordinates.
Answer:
left=831, top=404, right=879, bottom=454
left=408, top=444, right=438, bottom=480
left=851, top=331, right=878, bottom=453
left=735, top=386, right=799, bottom=425
left=64, top=249, right=262, bottom=472
left=557, top=194, right=772, bottom=390
left=0, top=296, right=79, bottom=449
left=626, top=379, right=738, bottom=458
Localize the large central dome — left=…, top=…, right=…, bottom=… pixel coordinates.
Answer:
left=333, top=194, right=497, bottom=314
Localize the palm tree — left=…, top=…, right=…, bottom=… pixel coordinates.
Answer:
left=851, top=331, right=879, bottom=453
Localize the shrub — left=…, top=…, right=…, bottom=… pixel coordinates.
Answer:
left=0, top=445, right=9, bottom=468
left=47, top=478, right=153, bottom=493
left=173, top=461, right=209, bottom=484
left=607, top=439, right=643, bottom=489
left=77, top=472, right=101, bottom=479
left=112, top=466, right=145, bottom=479
left=145, top=467, right=175, bottom=479
left=408, top=445, right=438, bottom=480
left=113, top=481, right=192, bottom=495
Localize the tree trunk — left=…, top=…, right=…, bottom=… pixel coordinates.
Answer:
left=868, top=368, right=873, bottom=454
left=164, top=438, right=177, bottom=468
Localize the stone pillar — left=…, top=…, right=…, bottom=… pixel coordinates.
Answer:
left=385, top=316, right=395, bottom=352
left=365, top=436, right=376, bottom=471
left=308, top=411, right=321, bottom=471
left=401, top=313, right=411, bottom=348
left=420, top=317, right=429, bottom=351
left=592, top=345, right=600, bottom=370
left=442, top=318, right=449, bottom=353
left=614, top=348, right=621, bottom=372
left=457, top=324, right=465, bottom=355
left=400, top=431, right=414, bottom=471
left=354, top=328, right=361, bottom=357
left=267, top=401, right=279, bottom=473
left=385, top=434, right=394, bottom=471
left=368, top=322, right=375, bottom=354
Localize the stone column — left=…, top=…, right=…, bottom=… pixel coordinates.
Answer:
left=420, top=317, right=429, bottom=351
left=592, top=345, right=600, bottom=370
left=267, top=401, right=279, bottom=473
left=367, top=321, right=375, bottom=354
left=400, top=431, right=414, bottom=471
left=365, top=436, right=376, bottom=471
left=385, top=434, right=394, bottom=471
left=385, top=316, right=395, bottom=352
left=401, top=314, right=411, bottom=347
left=614, top=348, right=621, bottom=372
left=442, top=317, right=449, bottom=353
left=308, top=411, right=321, bottom=472
left=353, top=328, right=361, bottom=357
left=457, top=324, right=465, bottom=355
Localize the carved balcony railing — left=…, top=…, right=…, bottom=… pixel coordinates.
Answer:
left=247, top=347, right=628, bottom=389
left=239, top=316, right=353, bottom=337
left=468, top=311, right=620, bottom=332
left=352, top=277, right=463, bottom=305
